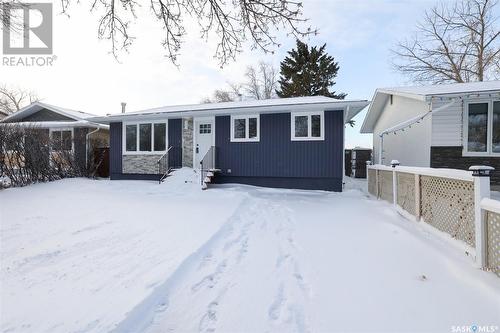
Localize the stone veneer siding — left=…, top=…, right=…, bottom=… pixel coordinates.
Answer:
left=182, top=117, right=193, bottom=167
left=123, top=155, right=162, bottom=174
left=430, top=146, right=500, bottom=185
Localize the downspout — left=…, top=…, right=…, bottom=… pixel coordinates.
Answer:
left=378, top=98, right=457, bottom=165
left=86, top=127, right=101, bottom=169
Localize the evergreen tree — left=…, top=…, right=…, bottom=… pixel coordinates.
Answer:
left=276, top=40, right=346, bottom=99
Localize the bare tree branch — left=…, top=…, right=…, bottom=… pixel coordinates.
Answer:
left=59, top=0, right=316, bottom=66
left=0, top=85, right=39, bottom=115
left=203, top=61, right=278, bottom=102
left=243, top=61, right=278, bottom=99
left=1, top=1, right=37, bottom=35
left=392, top=0, right=500, bottom=83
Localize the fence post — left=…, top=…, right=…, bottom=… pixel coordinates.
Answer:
left=366, top=162, right=372, bottom=195
left=469, top=165, right=494, bottom=268
left=391, top=160, right=400, bottom=206
left=414, top=174, right=421, bottom=220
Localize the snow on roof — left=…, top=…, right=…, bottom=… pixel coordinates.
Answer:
left=378, top=81, right=500, bottom=99
left=41, top=103, right=97, bottom=120
left=90, top=96, right=370, bottom=123
left=121, top=96, right=360, bottom=115
left=361, top=81, right=500, bottom=133
left=0, top=102, right=99, bottom=123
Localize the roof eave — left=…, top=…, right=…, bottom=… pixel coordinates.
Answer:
left=90, top=100, right=370, bottom=124
left=0, top=102, right=84, bottom=123
left=0, top=120, right=109, bottom=129
left=377, top=89, right=427, bottom=102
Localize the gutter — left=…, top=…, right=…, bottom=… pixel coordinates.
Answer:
left=378, top=98, right=457, bottom=164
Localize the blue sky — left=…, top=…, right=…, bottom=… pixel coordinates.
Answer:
left=2, top=0, right=446, bottom=148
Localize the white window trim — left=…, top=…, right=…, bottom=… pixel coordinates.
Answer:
left=49, top=128, right=74, bottom=152
left=463, top=100, right=500, bottom=157
left=230, top=114, right=260, bottom=142
left=291, top=110, right=325, bottom=141
left=122, top=120, right=168, bottom=155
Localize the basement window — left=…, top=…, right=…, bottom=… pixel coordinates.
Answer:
left=464, top=101, right=500, bottom=156
left=291, top=111, right=324, bottom=141
left=124, top=121, right=168, bottom=154
left=230, top=115, right=259, bottom=142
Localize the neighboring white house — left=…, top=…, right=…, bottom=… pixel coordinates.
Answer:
left=360, top=81, right=500, bottom=185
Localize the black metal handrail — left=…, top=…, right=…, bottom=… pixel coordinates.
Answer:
left=158, top=146, right=173, bottom=184
left=200, top=146, right=217, bottom=186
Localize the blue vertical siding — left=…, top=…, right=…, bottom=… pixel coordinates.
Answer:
left=109, top=122, right=122, bottom=179
left=168, top=119, right=182, bottom=168
left=214, top=111, right=344, bottom=191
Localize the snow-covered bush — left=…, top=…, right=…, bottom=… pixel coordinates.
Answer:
left=0, top=124, right=105, bottom=187
left=0, top=175, right=11, bottom=189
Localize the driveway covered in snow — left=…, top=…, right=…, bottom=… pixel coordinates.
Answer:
left=1, top=169, right=499, bottom=333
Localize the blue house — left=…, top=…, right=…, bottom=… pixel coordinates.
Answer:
left=91, top=97, right=369, bottom=191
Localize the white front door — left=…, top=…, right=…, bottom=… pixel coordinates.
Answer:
left=194, top=118, right=215, bottom=167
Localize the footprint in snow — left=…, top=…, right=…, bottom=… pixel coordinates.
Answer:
left=191, top=260, right=227, bottom=292
left=276, top=253, right=290, bottom=268
left=268, top=283, right=285, bottom=321
left=198, top=301, right=218, bottom=333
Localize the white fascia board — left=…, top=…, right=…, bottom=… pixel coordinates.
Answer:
left=360, top=91, right=390, bottom=134
left=0, top=120, right=108, bottom=129
left=0, top=102, right=44, bottom=122
left=0, top=102, right=84, bottom=123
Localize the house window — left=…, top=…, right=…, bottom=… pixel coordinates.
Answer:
left=50, top=129, right=73, bottom=151
left=124, top=122, right=168, bottom=154
left=199, top=123, right=211, bottom=134
left=493, top=102, right=500, bottom=153
left=230, top=115, right=259, bottom=142
left=291, top=111, right=325, bottom=141
left=465, top=101, right=500, bottom=156
left=139, top=124, right=152, bottom=151
left=125, top=125, right=137, bottom=151
left=154, top=123, right=166, bottom=151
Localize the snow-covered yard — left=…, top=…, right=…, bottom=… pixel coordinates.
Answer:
left=1, top=169, right=499, bottom=333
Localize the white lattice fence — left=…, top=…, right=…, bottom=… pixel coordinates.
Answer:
left=420, top=176, right=475, bottom=247
left=486, top=210, right=500, bottom=277
left=368, top=169, right=377, bottom=197
left=397, top=172, right=416, bottom=216
left=378, top=170, right=393, bottom=203
left=367, top=164, right=499, bottom=276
